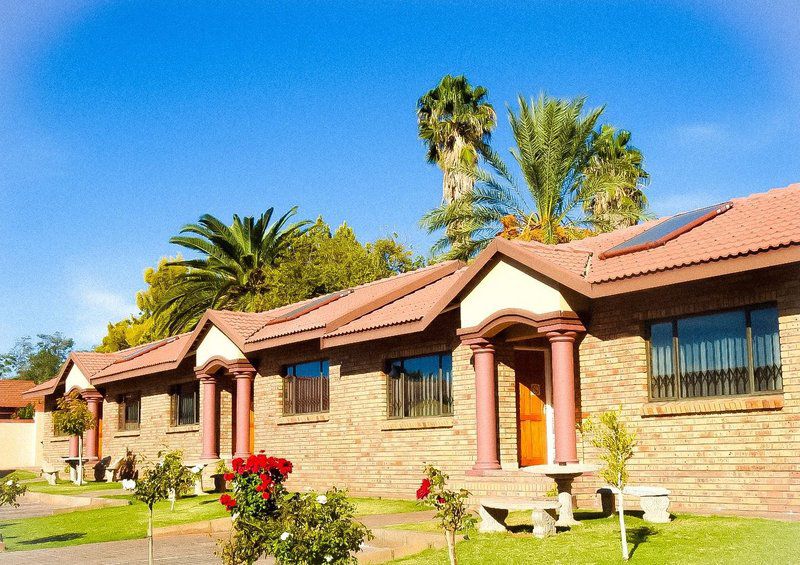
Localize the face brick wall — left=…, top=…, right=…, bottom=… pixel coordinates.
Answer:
left=576, top=265, right=800, bottom=520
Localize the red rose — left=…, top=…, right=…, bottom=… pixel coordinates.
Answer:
left=256, top=453, right=268, bottom=469
left=223, top=473, right=234, bottom=481
left=261, top=491, right=270, bottom=500
left=220, top=494, right=231, bottom=505
left=437, top=496, right=445, bottom=504
left=231, top=458, right=244, bottom=473
left=416, top=478, right=431, bottom=500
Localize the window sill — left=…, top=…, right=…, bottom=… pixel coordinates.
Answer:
left=277, top=413, right=330, bottom=425
left=51, top=437, right=70, bottom=443
left=114, top=430, right=141, bottom=438
left=166, top=424, right=200, bottom=434
left=381, top=416, right=454, bottom=431
left=641, top=394, right=783, bottom=417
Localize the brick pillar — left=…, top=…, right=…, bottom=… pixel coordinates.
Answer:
left=198, top=373, right=219, bottom=460
left=548, top=331, right=579, bottom=464
left=82, top=390, right=103, bottom=461
left=469, top=339, right=501, bottom=473
left=232, top=369, right=255, bottom=459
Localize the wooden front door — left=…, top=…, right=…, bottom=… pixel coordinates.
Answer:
left=515, top=350, right=547, bottom=466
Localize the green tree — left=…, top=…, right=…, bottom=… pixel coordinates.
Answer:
left=155, top=207, right=311, bottom=335
left=422, top=94, right=650, bottom=259
left=0, top=479, right=27, bottom=507
left=584, top=125, right=650, bottom=231
left=53, top=395, right=95, bottom=486
left=134, top=460, right=172, bottom=565
left=96, top=257, right=188, bottom=352
left=259, top=219, right=420, bottom=310
left=587, top=408, right=637, bottom=561
left=0, top=333, right=74, bottom=384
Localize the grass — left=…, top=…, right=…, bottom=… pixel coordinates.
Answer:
left=0, top=494, right=227, bottom=551
left=25, top=479, right=124, bottom=495
left=0, top=469, right=38, bottom=482
left=388, top=510, right=800, bottom=564
left=350, top=496, right=423, bottom=517
left=0, top=495, right=422, bottom=551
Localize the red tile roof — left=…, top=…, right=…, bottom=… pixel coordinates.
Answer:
left=0, top=380, right=37, bottom=408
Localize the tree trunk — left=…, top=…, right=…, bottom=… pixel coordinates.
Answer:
left=148, top=506, right=154, bottom=565
left=77, top=435, right=84, bottom=486
left=444, top=529, right=457, bottom=565
left=618, top=491, right=629, bottom=561
left=168, top=488, right=176, bottom=511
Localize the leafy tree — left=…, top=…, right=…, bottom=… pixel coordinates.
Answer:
left=0, top=333, right=74, bottom=384
left=158, top=450, right=195, bottom=511
left=418, top=74, right=497, bottom=204
left=134, top=460, right=172, bottom=565
left=96, top=258, right=188, bottom=352
left=0, top=479, right=27, bottom=507
left=14, top=403, right=34, bottom=419
left=259, top=219, right=420, bottom=310
left=422, top=94, right=650, bottom=259
left=587, top=408, right=637, bottom=561
left=53, top=395, right=95, bottom=485
left=154, top=207, right=310, bottom=335
left=584, top=125, right=650, bottom=231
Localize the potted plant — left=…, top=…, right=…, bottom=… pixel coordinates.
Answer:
left=212, top=459, right=232, bottom=493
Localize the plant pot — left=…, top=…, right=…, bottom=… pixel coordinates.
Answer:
left=211, top=474, right=229, bottom=493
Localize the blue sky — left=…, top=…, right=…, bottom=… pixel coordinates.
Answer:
left=1, top=1, right=798, bottom=351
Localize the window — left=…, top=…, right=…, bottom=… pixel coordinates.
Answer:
left=170, top=382, right=199, bottom=426
left=119, top=392, right=141, bottom=430
left=387, top=353, right=452, bottom=419
left=648, top=305, right=782, bottom=400
left=283, top=360, right=329, bottom=415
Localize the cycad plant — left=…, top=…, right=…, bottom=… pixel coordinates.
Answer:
left=422, top=94, right=650, bottom=260
left=155, top=207, right=309, bottom=334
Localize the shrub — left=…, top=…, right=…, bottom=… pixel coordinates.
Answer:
left=134, top=460, right=172, bottom=565
left=158, top=450, right=195, bottom=510
left=416, top=464, right=475, bottom=565
left=0, top=479, right=27, bottom=507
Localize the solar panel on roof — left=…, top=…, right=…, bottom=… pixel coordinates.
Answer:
left=263, top=290, right=352, bottom=326
left=600, top=202, right=732, bottom=259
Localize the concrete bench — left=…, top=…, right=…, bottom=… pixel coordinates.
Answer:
left=184, top=462, right=207, bottom=496
left=597, top=486, right=671, bottom=523
left=41, top=462, right=60, bottom=486
left=478, top=497, right=561, bottom=538
left=104, top=455, right=126, bottom=482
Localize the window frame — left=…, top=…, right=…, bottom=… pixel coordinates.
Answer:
left=170, top=381, right=200, bottom=427
left=282, top=359, right=330, bottom=416
left=646, top=303, right=782, bottom=402
left=385, top=351, right=453, bottom=420
left=118, top=392, right=141, bottom=431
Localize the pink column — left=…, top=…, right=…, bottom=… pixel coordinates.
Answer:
left=82, top=391, right=103, bottom=461
left=469, top=339, right=501, bottom=473
left=233, top=370, right=255, bottom=459
left=69, top=435, right=79, bottom=458
left=548, top=331, right=579, bottom=464
left=198, top=373, right=219, bottom=460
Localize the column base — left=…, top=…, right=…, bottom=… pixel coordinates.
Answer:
left=467, top=462, right=502, bottom=476
left=233, top=451, right=252, bottom=460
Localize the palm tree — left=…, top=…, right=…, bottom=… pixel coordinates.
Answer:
left=155, top=208, right=310, bottom=334
left=422, top=94, right=649, bottom=259
left=583, top=125, right=650, bottom=230
left=417, top=75, right=497, bottom=204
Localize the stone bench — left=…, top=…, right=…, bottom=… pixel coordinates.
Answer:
left=41, top=463, right=60, bottom=486
left=184, top=462, right=207, bottom=496
left=104, top=455, right=126, bottom=482
left=597, top=486, right=671, bottom=523
left=478, top=497, right=561, bottom=538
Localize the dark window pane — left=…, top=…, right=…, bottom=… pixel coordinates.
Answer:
left=751, top=306, right=782, bottom=391
left=387, top=353, right=452, bottom=419
left=284, top=360, right=329, bottom=415
left=124, top=394, right=140, bottom=430
left=649, top=322, right=676, bottom=399
left=678, top=311, right=749, bottom=397
left=176, top=382, right=199, bottom=426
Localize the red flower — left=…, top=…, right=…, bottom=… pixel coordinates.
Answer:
left=416, top=478, right=431, bottom=500
left=261, top=491, right=270, bottom=500
left=231, top=458, right=244, bottom=473
left=219, top=494, right=236, bottom=510
left=223, top=473, right=234, bottom=481
left=437, top=496, right=445, bottom=504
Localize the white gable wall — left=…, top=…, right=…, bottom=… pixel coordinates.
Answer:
left=196, top=325, right=246, bottom=366
left=64, top=363, right=92, bottom=393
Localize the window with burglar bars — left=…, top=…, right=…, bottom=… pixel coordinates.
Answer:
left=387, top=353, right=452, bottom=419
left=170, top=381, right=199, bottom=426
left=283, top=360, right=329, bottom=415
left=118, top=392, right=141, bottom=430
left=648, top=304, right=782, bottom=401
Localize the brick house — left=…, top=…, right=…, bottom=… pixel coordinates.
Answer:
left=24, top=184, right=800, bottom=519
left=0, top=379, right=37, bottom=419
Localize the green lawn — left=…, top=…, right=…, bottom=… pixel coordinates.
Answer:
left=351, top=496, right=423, bottom=516
left=25, top=479, right=124, bottom=495
left=0, top=469, right=38, bottom=482
left=0, top=494, right=227, bottom=551
left=389, top=510, right=800, bottom=565
left=0, top=495, right=422, bottom=552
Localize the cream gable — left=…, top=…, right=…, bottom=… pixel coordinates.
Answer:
left=460, top=258, right=584, bottom=328
left=196, top=325, right=246, bottom=366
left=64, top=363, right=92, bottom=393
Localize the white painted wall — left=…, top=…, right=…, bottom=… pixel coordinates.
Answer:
left=64, top=364, right=92, bottom=394
left=460, top=259, right=580, bottom=328
left=0, top=420, right=37, bottom=469
left=196, top=325, right=246, bottom=366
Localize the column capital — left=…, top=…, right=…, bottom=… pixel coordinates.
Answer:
left=196, top=371, right=217, bottom=382
left=546, top=330, right=577, bottom=343
left=463, top=337, right=495, bottom=353
left=80, top=390, right=104, bottom=403
left=231, top=368, right=256, bottom=380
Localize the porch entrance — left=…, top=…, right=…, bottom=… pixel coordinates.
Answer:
left=515, top=349, right=548, bottom=466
